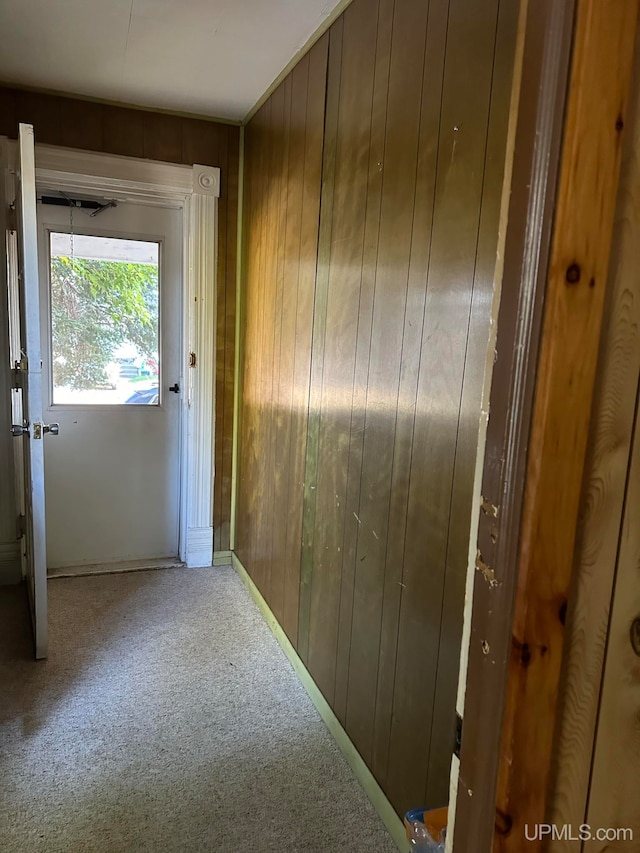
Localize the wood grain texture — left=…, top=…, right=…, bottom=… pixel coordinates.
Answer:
left=236, top=0, right=518, bottom=817
left=425, top=0, right=521, bottom=807
left=216, top=127, right=239, bottom=552
left=0, top=84, right=240, bottom=555
left=494, top=2, right=640, bottom=850
left=547, top=28, right=640, bottom=852
left=584, top=385, right=640, bottom=851
left=451, top=0, right=575, bottom=848
left=235, top=38, right=329, bottom=644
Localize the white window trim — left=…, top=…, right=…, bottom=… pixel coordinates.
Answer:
left=33, top=143, right=220, bottom=568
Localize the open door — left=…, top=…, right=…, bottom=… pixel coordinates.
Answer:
left=7, top=124, right=52, bottom=659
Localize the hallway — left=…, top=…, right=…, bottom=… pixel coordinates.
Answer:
left=0, top=567, right=397, bottom=852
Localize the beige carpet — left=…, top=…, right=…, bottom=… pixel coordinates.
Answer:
left=0, top=567, right=398, bottom=853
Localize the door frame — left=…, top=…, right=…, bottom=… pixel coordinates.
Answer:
left=451, top=0, right=640, bottom=850
left=31, top=142, right=220, bottom=568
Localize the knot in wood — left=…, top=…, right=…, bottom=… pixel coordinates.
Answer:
left=565, top=263, right=581, bottom=284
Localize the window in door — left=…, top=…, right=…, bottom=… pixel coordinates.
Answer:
left=48, top=232, right=161, bottom=406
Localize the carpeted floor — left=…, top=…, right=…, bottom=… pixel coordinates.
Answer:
left=0, top=566, right=398, bottom=853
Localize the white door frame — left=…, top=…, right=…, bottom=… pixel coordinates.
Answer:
left=32, top=143, right=219, bottom=568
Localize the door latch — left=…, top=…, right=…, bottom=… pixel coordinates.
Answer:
left=13, top=422, right=60, bottom=439
left=32, top=422, right=59, bottom=439
left=169, top=383, right=180, bottom=394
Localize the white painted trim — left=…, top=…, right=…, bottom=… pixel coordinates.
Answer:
left=31, top=143, right=220, bottom=568
left=184, top=190, right=218, bottom=567
left=35, top=144, right=199, bottom=202
left=186, top=526, right=215, bottom=568
left=231, top=552, right=409, bottom=853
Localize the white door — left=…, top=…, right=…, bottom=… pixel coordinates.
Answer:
left=7, top=125, right=48, bottom=658
left=36, top=197, right=183, bottom=570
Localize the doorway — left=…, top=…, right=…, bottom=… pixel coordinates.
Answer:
left=36, top=197, right=183, bottom=571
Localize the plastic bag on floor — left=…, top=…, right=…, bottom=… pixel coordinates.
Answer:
left=408, top=819, right=446, bottom=852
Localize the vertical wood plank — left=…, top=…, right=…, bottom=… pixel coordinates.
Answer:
left=16, top=91, right=103, bottom=151
left=0, top=88, right=17, bottom=137
left=235, top=105, right=267, bottom=578
left=305, top=0, right=380, bottom=706
left=583, top=386, right=640, bottom=850
left=371, top=0, right=449, bottom=786
left=282, top=35, right=329, bottom=644
left=182, top=118, right=223, bottom=167
left=265, top=81, right=288, bottom=621
left=548, top=29, right=640, bottom=851
left=345, top=0, right=431, bottom=769
left=425, top=0, right=520, bottom=805
left=103, top=105, right=145, bottom=158
left=142, top=112, right=183, bottom=163
left=236, top=34, right=328, bottom=644
left=333, top=0, right=394, bottom=728
left=494, top=2, right=640, bottom=849
left=298, top=21, right=343, bottom=665
left=385, top=0, right=501, bottom=815
left=279, top=64, right=309, bottom=644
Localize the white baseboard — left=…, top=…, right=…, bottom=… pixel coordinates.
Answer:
left=0, top=540, right=21, bottom=585
left=185, top=526, right=213, bottom=567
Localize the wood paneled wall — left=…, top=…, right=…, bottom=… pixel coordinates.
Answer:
left=236, top=0, right=519, bottom=815
left=0, top=86, right=239, bottom=553
left=548, top=26, right=640, bottom=851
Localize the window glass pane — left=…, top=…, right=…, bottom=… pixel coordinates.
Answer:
left=49, top=233, right=160, bottom=406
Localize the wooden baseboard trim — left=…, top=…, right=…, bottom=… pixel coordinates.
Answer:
left=213, top=550, right=233, bottom=566
left=231, top=552, right=408, bottom=852
left=47, top=557, right=186, bottom=579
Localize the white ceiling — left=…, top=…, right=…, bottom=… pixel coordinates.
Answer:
left=0, top=0, right=342, bottom=121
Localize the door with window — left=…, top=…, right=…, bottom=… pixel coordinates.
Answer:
left=36, top=198, right=183, bottom=571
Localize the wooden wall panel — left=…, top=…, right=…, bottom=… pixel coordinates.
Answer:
left=342, top=0, right=431, bottom=775
left=425, top=0, right=520, bottom=806
left=548, top=28, right=640, bottom=851
left=493, top=2, right=639, bottom=846
left=333, top=0, right=394, bottom=728
left=235, top=38, right=329, bottom=643
left=236, top=0, right=518, bottom=817
left=0, top=86, right=239, bottom=554
left=584, top=392, right=640, bottom=850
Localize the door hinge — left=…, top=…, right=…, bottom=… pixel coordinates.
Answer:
left=454, top=713, right=463, bottom=760
left=17, top=514, right=26, bottom=538
left=189, top=351, right=197, bottom=368
left=11, top=357, right=27, bottom=389
left=7, top=203, right=17, bottom=232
